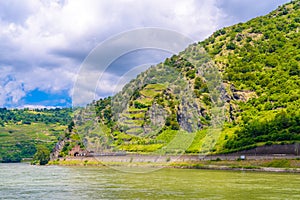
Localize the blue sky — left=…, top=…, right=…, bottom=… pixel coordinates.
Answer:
left=0, top=0, right=290, bottom=108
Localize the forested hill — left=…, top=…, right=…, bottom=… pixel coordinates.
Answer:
left=0, top=108, right=72, bottom=126
left=200, top=0, right=300, bottom=151
left=72, top=0, right=300, bottom=155
left=2, top=1, right=300, bottom=161
left=0, top=108, right=72, bottom=162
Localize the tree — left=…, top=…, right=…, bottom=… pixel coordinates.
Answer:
left=226, top=42, right=236, bottom=50
left=32, top=145, right=50, bottom=165
left=68, top=120, right=75, bottom=132
left=2, top=153, right=22, bottom=163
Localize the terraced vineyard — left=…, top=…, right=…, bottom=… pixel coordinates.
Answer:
left=0, top=123, right=66, bottom=162
left=0, top=108, right=72, bottom=162
left=73, top=1, right=300, bottom=155
left=119, top=84, right=167, bottom=135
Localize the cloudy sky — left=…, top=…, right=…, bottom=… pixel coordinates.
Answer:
left=0, top=0, right=290, bottom=108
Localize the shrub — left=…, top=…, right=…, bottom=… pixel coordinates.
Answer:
left=226, top=42, right=236, bottom=50
left=32, top=145, right=50, bottom=165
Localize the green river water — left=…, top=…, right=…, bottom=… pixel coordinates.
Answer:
left=0, top=163, right=299, bottom=199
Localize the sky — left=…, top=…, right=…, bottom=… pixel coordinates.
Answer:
left=0, top=0, right=290, bottom=108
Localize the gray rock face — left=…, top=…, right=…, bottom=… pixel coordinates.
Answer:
left=148, top=103, right=167, bottom=128
left=142, top=103, right=168, bottom=135
left=50, top=140, right=65, bottom=160
left=177, top=97, right=202, bottom=133
left=174, top=83, right=203, bottom=133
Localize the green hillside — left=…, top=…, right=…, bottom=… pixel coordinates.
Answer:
left=74, top=1, right=300, bottom=155
left=0, top=108, right=72, bottom=162
left=201, top=1, right=300, bottom=152
left=3, top=1, right=299, bottom=160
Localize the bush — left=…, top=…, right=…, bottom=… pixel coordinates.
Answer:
left=265, top=141, right=273, bottom=146
left=2, top=153, right=22, bottom=163
left=32, top=145, right=50, bottom=165
left=226, top=42, right=236, bottom=50
left=263, top=159, right=291, bottom=168
left=134, top=101, right=148, bottom=109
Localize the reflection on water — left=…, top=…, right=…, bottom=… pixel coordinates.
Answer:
left=0, top=163, right=299, bottom=199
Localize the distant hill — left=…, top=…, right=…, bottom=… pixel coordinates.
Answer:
left=73, top=1, right=300, bottom=155
left=0, top=108, right=72, bottom=162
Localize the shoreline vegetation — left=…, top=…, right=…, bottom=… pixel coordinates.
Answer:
left=48, top=154, right=300, bottom=173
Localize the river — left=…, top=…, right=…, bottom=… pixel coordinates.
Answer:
left=0, top=163, right=299, bottom=199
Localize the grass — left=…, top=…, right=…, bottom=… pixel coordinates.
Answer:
left=48, top=159, right=103, bottom=166
left=25, top=110, right=52, bottom=116
left=135, top=98, right=153, bottom=106
left=123, top=112, right=145, bottom=119
left=49, top=156, right=300, bottom=172
left=144, top=84, right=166, bottom=90
left=140, top=89, right=161, bottom=98
left=125, top=128, right=144, bottom=135
left=111, top=129, right=198, bottom=153
left=158, top=131, right=196, bottom=154
left=185, top=130, right=207, bottom=153
left=124, top=119, right=144, bottom=126
left=171, top=158, right=300, bottom=170
left=132, top=84, right=166, bottom=106
left=127, top=107, right=148, bottom=112
left=0, top=123, right=66, bottom=159
left=118, top=144, right=163, bottom=152
left=213, top=126, right=239, bottom=153
left=156, top=129, right=178, bottom=143
left=262, top=159, right=291, bottom=168
left=0, top=123, right=65, bottom=144
left=105, top=127, right=239, bottom=155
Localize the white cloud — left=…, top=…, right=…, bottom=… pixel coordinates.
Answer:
left=0, top=67, right=23, bottom=106
left=0, top=0, right=289, bottom=107
left=0, top=64, right=76, bottom=106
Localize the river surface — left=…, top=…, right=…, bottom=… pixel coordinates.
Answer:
left=0, top=163, right=299, bottom=200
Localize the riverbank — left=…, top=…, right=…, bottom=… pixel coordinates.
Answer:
left=48, top=154, right=300, bottom=173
